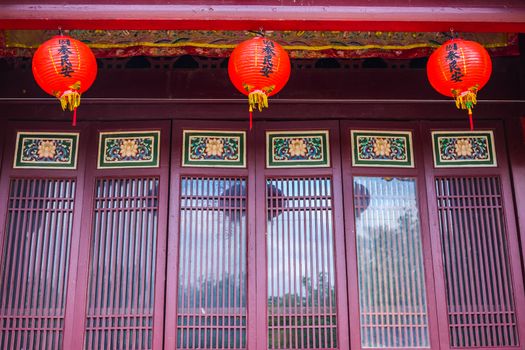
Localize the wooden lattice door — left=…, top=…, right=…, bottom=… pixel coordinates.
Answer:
left=0, top=122, right=89, bottom=349
left=422, top=120, right=525, bottom=349
left=164, top=121, right=255, bottom=350
left=70, top=121, right=171, bottom=350
left=340, top=120, right=441, bottom=350
left=254, top=121, right=350, bottom=350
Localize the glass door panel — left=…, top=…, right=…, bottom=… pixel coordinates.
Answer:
left=266, top=177, right=338, bottom=349
left=176, top=177, right=247, bottom=349
left=353, top=177, right=429, bottom=348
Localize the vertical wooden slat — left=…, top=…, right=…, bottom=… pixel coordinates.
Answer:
left=84, top=177, right=159, bottom=349
left=435, top=176, right=519, bottom=348
left=0, top=178, right=75, bottom=349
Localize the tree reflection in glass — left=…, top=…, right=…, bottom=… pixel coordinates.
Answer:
left=267, top=178, right=338, bottom=349
left=354, top=177, right=429, bottom=348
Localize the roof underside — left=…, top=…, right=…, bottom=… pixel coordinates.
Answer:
left=1, top=1, right=525, bottom=33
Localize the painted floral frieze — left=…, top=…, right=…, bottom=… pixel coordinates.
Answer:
left=351, top=130, right=414, bottom=168
left=13, top=132, right=79, bottom=169
left=182, top=130, right=246, bottom=168
left=267, top=131, right=330, bottom=168
left=432, top=131, right=497, bottom=167
left=98, top=131, right=160, bottom=168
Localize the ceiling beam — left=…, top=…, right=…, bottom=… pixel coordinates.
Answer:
left=1, top=3, right=525, bottom=32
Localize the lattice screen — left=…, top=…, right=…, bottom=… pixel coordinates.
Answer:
left=266, top=177, right=338, bottom=349
left=177, top=177, right=247, bottom=349
left=84, top=177, right=159, bottom=349
left=0, top=178, right=76, bottom=349
left=435, top=176, right=519, bottom=347
left=353, top=177, right=429, bottom=348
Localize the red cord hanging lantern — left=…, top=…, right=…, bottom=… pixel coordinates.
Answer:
left=32, top=35, right=97, bottom=126
left=228, top=36, right=291, bottom=129
left=427, top=38, right=492, bottom=130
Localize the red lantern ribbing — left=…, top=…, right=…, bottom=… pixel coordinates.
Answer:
left=228, top=36, right=291, bottom=129
left=427, top=38, right=492, bottom=130
left=32, top=35, right=97, bottom=126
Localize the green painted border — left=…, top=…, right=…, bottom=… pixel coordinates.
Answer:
left=351, top=130, right=414, bottom=168
left=182, top=130, right=246, bottom=168
left=98, top=131, right=160, bottom=169
left=266, top=130, right=330, bottom=168
left=432, top=130, right=497, bottom=168
left=13, top=132, right=79, bottom=169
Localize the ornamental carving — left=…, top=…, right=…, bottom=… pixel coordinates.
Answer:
left=432, top=131, right=497, bottom=167
left=182, top=130, right=246, bottom=168
left=267, top=131, right=330, bottom=168
left=351, top=130, right=414, bottom=168
left=13, top=132, right=79, bottom=169
left=98, top=131, right=160, bottom=168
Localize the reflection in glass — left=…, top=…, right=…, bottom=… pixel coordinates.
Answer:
left=354, top=177, right=429, bottom=348
left=177, top=177, right=247, bottom=349
left=267, top=178, right=338, bottom=349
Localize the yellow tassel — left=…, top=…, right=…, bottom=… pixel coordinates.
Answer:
left=247, top=90, right=269, bottom=113
left=58, top=90, right=81, bottom=112
left=452, top=86, right=478, bottom=112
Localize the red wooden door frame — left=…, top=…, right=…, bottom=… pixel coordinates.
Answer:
left=254, top=120, right=350, bottom=350
left=164, top=120, right=256, bottom=350
left=421, top=119, right=525, bottom=349
left=339, top=120, right=442, bottom=350
left=0, top=121, right=90, bottom=349
left=68, top=120, right=171, bottom=349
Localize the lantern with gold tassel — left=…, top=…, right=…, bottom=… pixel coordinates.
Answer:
left=427, top=38, right=492, bottom=130
left=228, top=36, right=291, bottom=129
left=32, top=35, right=97, bottom=126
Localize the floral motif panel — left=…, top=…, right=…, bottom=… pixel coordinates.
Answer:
left=182, top=130, right=246, bottom=168
left=98, top=131, right=160, bottom=169
left=13, top=132, right=79, bottom=169
left=432, top=131, right=497, bottom=167
left=351, top=130, right=414, bottom=168
left=266, top=131, right=330, bottom=168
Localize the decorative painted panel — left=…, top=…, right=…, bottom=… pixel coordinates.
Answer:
left=98, top=131, right=160, bottom=169
left=266, top=130, right=330, bottom=168
left=432, top=130, right=497, bottom=167
left=351, top=130, right=413, bottom=168
left=13, top=132, right=79, bottom=169
left=182, top=130, right=246, bottom=168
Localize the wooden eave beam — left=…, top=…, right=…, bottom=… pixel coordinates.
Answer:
left=1, top=3, right=525, bottom=32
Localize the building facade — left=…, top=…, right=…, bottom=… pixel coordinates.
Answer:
left=1, top=2, right=525, bottom=349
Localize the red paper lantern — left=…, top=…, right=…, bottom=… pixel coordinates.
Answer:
left=228, top=36, right=291, bottom=128
left=427, top=38, right=492, bottom=129
left=32, top=35, right=97, bottom=126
